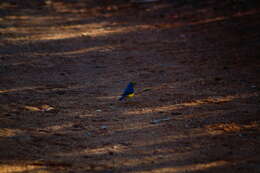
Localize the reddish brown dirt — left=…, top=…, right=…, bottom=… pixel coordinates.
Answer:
left=0, top=1, right=260, bottom=173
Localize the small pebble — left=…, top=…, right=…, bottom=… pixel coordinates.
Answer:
left=85, top=132, right=92, bottom=137
left=100, top=125, right=108, bottom=130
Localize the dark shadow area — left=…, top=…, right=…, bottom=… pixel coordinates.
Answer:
left=0, top=0, right=260, bottom=173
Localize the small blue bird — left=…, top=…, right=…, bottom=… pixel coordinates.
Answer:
left=119, top=82, right=136, bottom=101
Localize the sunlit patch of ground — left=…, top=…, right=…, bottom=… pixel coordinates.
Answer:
left=0, top=164, right=49, bottom=173
left=136, top=160, right=229, bottom=173
left=125, top=93, right=258, bottom=115
left=206, top=122, right=259, bottom=135
left=0, top=128, right=23, bottom=137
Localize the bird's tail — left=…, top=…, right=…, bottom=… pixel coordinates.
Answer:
left=118, top=96, right=124, bottom=101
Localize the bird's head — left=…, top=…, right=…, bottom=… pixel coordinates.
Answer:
left=129, top=82, right=136, bottom=86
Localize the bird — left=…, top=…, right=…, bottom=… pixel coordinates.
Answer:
left=119, top=82, right=136, bottom=101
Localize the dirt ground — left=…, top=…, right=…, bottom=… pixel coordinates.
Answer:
left=0, top=0, right=260, bottom=172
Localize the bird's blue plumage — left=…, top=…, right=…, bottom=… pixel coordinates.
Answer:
left=119, top=82, right=135, bottom=101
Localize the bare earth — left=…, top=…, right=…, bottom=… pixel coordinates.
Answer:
left=0, top=1, right=260, bottom=173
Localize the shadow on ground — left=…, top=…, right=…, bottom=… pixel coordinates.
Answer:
left=0, top=0, right=260, bottom=172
